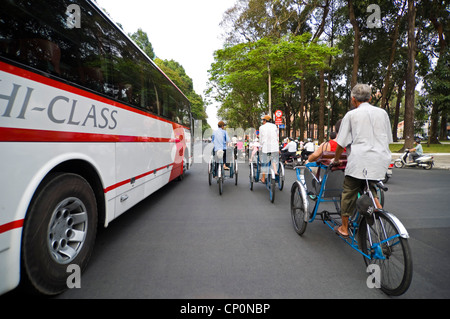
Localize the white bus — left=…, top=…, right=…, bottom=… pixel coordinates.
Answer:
left=0, top=0, right=193, bottom=295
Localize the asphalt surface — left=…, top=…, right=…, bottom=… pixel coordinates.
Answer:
left=3, top=147, right=450, bottom=301
left=49, top=160, right=450, bottom=299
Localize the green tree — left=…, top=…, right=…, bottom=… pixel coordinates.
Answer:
left=419, top=0, right=449, bottom=142
left=129, top=28, right=155, bottom=60
left=128, top=28, right=209, bottom=131
left=207, top=40, right=268, bottom=129
left=221, top=0, right=318, bottom=44
left=156, top=59, right=209, bottom=130
left=214, top=0, right=447, bottom=144
left=207, top=34, right=339, bottom=131
left=424, top=49, right=450, bottom=143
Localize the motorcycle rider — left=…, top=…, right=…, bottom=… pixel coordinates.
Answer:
left=408, top=139, right=423, bottom=163
left=301, top=138, right=315, bottom=162
left=281, top=137, right=298, bottom=164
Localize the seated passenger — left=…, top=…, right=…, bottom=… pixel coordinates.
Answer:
left=307, top=131, right=338, bottom=163
left=307, top=119, right=342, bottom=164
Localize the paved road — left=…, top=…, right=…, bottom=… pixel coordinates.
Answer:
left=45, top=160, right=450, bottom=300
left=381, top=167, right=450, bottom=298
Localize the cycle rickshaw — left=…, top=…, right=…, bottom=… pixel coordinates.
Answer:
left=208, top=148, right=238, bottom=195
left=249, top=151, right=285, bottom=203
left=290, top=158, right=413, bottom=296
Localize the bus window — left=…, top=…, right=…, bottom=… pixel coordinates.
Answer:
left=0, top=0, right=190, bottom=125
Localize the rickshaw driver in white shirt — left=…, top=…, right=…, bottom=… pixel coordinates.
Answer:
left=259, top=114, right=280, bottom=184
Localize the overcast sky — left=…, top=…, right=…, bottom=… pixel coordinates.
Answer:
left=94, top=0, right=236, bottom=128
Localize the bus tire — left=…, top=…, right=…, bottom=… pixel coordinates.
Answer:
left=21, top=173, right=98, bottom=295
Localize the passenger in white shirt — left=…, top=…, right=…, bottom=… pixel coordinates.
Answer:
left=332, top=84, right=393, bottom=238
left=259, top=114, right=279, bottom=183
left=304, top=140, right=315, bottom=152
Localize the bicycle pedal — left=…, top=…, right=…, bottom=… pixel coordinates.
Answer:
left=322, top=211, right=331, bottom=221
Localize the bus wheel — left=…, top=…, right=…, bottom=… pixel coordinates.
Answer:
left=22, top=173, right=98, bottom=295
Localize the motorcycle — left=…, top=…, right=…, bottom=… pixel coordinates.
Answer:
left=382, top=162, right=394, bottom=183
left=283, top=150, right=303, bottom=168
left=394, top=149, right=434, bottom=170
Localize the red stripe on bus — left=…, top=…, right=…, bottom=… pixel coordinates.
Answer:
left=0, top=127, right=175, bottom=143
left=104, top=163, right=176, bottom=193
left=0, top=61, right=190, bottom=130
left=0, top=219, right=24, bottom=234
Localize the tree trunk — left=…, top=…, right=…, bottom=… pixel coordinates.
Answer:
left=285, top=99, right=291, bottom=139
left=381, top=0, right=406, bottom=109
left=403, top=0, right=417, bottom=149
left=318, top=70, right=325, bottom=144
left=428, top=0, right=447, bottom=143
left=393, top=77, right=405, bottom=142
left=348, top=0, right=360, bottom=91
left=439, top=111, right=448, bottom=140
left=300, top=79, right=305, bottom=140
left=429, top=101, right=440, bottom=144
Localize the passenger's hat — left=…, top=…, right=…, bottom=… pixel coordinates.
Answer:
left=262, top=115, right=271, bottom=121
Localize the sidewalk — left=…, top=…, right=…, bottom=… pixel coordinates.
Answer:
left=392, top=153, right=450, bottom=170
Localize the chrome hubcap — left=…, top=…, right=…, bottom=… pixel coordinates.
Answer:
left=47, top=197, right=88, bottom=264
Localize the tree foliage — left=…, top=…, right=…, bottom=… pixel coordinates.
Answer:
left=155, top=58, right=209, bottom=130
left=208, top=0, right=450, bottom=145
left=208, top=33, right=339, bottom=134
left=129, top=28, right=155, bottom=60
left=127, top=29, right=209, bottom=130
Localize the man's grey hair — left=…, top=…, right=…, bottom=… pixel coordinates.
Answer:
left=351, top=84, right=372, bottom=102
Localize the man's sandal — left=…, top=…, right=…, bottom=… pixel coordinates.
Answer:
left=334, top=226, right=349, bottom=239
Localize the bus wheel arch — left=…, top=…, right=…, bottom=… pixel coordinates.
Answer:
left=51, top=160, right=106, bottom=227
